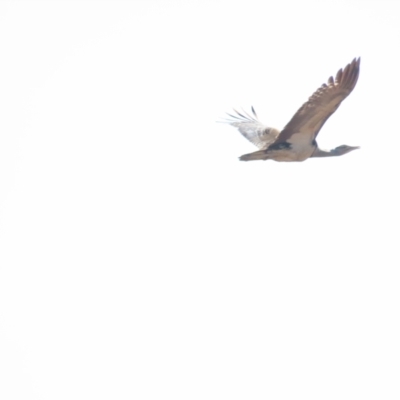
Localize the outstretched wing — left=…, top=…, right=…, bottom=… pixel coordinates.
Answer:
left=221, top=107, right=280, bottom=150
left=274, top=57, right=361, bottom=145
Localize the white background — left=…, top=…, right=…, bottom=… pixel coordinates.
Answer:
left=1, top=1, right=399, bottom=399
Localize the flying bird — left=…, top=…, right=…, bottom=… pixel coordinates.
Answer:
left=223, top=58, right=361, bottom=162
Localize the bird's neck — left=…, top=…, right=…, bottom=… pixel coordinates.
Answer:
left=312, top=147, right=339, bottom=158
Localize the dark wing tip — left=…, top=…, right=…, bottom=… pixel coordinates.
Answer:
left=232, top=108, right=248, bottom=119
left=222, top=107, right=259, bottom=124
left=335, top=57, right=361, bottom=91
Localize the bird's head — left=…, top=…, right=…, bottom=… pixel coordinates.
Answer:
left=333, top=145, right=360, bottom=155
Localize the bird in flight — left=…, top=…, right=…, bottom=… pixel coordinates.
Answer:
left=223, top=58, right=361, bottom=162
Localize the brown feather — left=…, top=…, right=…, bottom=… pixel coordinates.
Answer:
left=274, top=57, right=361, bottom=144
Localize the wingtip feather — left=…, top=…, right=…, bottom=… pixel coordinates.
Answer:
left=251, top=106, right=258, bottom=119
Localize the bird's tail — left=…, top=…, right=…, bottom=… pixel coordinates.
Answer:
left=239, top=149, right=268, bottom=161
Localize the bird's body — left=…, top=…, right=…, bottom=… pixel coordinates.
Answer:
left=223, top=58, right=361, bottom=162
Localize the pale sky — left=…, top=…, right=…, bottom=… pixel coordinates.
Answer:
left=0, top=1, right=399, bottom=399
